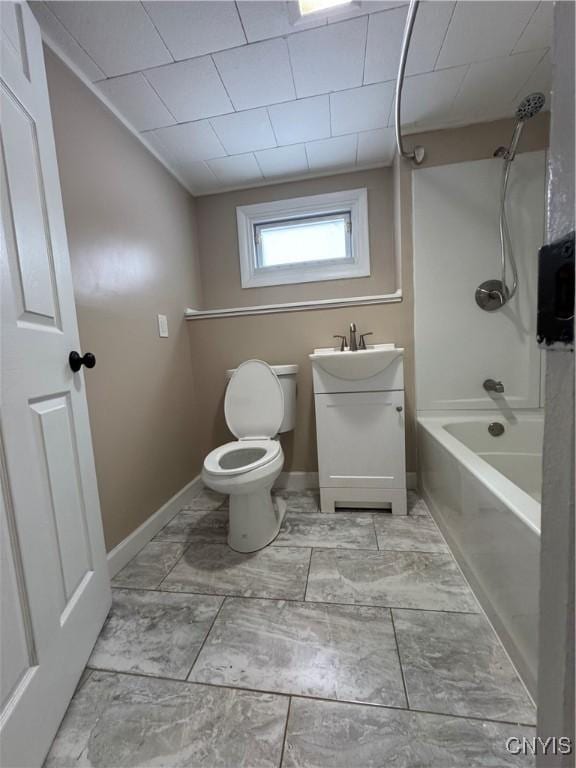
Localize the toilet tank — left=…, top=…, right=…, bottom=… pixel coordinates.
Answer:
left=225, top=364, right=298, bottom=434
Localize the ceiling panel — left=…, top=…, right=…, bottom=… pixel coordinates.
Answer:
left=30, top=2, right=106, bottom=82
left=236, top=1, right=326, bottom=42
left=255, top=144, right=309, bottom=179
left=436, top=1, right=539, bottom=70
left=208, top=154, right=263, bottom=185
left=49, top=1, right=172, bottom=77
left=450, top=50, right=545, bottom=123
left=364, top=2, right=454, bottom=85
left=210, top=108, right=277, bottom=154
left=393, top=66, right=468, bottom=128
left=513, top=2, right=553, bottom=53
left=97, top=73, right=175, bottom=131
left=331, top=82, right=395, bottom=136
left=357, top=127, right=396, bottom=165
left=144, top=58, right=233, bottom=123
left=516, top=51, right=552, bottom=107
left=142, top=1, right=246, bottom=60
left=287, top=17, right=368, bottom=98
left=148, top=120, right=226, bottom=162
left=213, top=38, right=295, bottom=111
left=179, top=161, right=220, bottom=195
left=268, top=96, right=330, bottom=145
left=306, top=134, right=358, bottom=171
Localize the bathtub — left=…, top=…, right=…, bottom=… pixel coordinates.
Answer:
left=418, top=411, right=542, bottom=699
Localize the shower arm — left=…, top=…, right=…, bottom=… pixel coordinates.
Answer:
left=394, top=0, right=425, bottom=165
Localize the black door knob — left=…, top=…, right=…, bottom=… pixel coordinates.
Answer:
left=69, top=351, right=96, bottom=373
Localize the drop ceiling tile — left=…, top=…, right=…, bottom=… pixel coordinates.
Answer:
left=255, top=144, right=309, bottom=179
left=207, top=154, right=263, bottom=186
left=181, top=162, right=220, bottom=196
left=435, top=1, right=538, bottom=70
left=331, top=82, right=395, bottom=136
left=306, top=134, right=358, bottom=171
left=142, top=1, right=246, bottom=60
left=148, top=121, right=226, bottom=163
left=449, top=51, right=545, bottom=124
left=96, top=73, right=174, bottom=131
left=513, top=2, right=553, bottom=53
left=288, top=17, right=368, bottom=98
left=236, top=1, right=326, bottom=43
left=29, top=2, right=106, bottom=81
left=268, top=95, right=330, bottom=145
left=364, top=2, right=455, bottom=85
left=144, top=58, right=232, bottom=123
left=49, top=1, right=172, bottom=77
left=213, top=38, right=295, bottom=111
left=391, top=66, right=468, bottom=129
left=210, top=109, right=277, bottom=155
left=515, top=51, right=552, bottom=105
left=357, top=127, right=396, bottom=165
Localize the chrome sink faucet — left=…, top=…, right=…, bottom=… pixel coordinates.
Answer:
left=483, top=378, right=505, bottom=393
left=334, top=323, right=374, bottom=351
left=349, top=322, right=358, bottom=351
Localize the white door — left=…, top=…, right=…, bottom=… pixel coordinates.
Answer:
left=0, top=4, right=111, bottom=766
left=315, top=391, right=406, bottom=489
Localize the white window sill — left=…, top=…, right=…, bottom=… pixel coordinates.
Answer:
left=185, top=290, right=403, bottom=321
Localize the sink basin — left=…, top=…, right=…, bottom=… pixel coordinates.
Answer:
left=309, top=344, right=403, bottom=380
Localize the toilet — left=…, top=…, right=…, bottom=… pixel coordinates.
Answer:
left=202, top=360, right=298, bottom=553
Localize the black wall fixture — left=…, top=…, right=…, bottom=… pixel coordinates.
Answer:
left=537, top=230, right=575, bottom=349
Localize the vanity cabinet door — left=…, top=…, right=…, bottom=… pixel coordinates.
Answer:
left=315, top=390, right=406, bottom=489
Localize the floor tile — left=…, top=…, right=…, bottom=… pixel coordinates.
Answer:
left=283, top=697, right=536, bottom=767
left=190, top=597, right=407, bottom=708
left=272, top=511, right=378, bottom=549
left=408, top=491, right=431, bottom=516
left=89, top=589, right=223, bottom=679
left=182, top=488, right=227, bottom=510
left=374, top=515, right=450, bottom=553
left=111, top=541, right=186, bottom=589
left=273, top=489, right=320, bottom=513
left=161, top=543, right=311, bottom=600
left=393, top=609, right=536, bottom=724
left=154, top=509, right=228, bottom=543
left=306, top=549, right=479, bottom=612
left=45, top=670, right=288, bottom=768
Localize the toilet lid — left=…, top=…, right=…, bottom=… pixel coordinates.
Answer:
left=225, top=360, right=284, bottom=439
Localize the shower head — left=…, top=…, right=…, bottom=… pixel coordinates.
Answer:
left=495, top=92, right=547, bottom=161
left=515, top=92, right=546, bottom=121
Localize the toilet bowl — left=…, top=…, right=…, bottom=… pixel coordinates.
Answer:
left=202, top=359, right=297, bottom=553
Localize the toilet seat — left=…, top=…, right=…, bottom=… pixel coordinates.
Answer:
left=224, top=359, right=284, bottom=440
left=203, top=439, right=281, bottom=477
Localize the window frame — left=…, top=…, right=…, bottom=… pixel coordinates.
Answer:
left=236, top=188, right=370, bottom=289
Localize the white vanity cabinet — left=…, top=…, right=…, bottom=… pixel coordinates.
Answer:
left=311, top=351, right=407, bottom=514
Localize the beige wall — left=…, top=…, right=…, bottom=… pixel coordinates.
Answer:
left=188, top=114, right=549, bottom=477
left=195, top=168, right=396, bottom=310
left=45, top=49, right=204, bottom=551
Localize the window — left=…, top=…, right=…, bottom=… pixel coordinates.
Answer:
left=236, top=188, right=370, bottom=289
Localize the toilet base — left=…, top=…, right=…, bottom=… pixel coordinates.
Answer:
left=228, top=488, right=287, bottom=553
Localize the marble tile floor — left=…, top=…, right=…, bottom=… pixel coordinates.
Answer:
left=47, top=488, right=536, bottom=767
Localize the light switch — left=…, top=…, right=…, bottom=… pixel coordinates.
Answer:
left=157, top=314, right=169, bottom=338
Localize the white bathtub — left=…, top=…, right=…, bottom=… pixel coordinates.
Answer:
left=418, top=411, right=541, bottom=699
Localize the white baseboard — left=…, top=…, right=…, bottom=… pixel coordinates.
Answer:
left=107, top=474, right=203, bottom=578
left=275, top=471, right=417, bottom=491
left=274, top=471, right=318, bottom=490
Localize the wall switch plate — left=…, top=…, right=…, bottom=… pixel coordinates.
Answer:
left=157, top=314, right=169, bottom=338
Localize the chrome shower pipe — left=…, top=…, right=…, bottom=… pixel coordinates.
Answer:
left=394, top=0, right=425, bottom=165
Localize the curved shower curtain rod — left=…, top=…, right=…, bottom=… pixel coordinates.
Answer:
left=395, top=0, right=425, bottom=165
